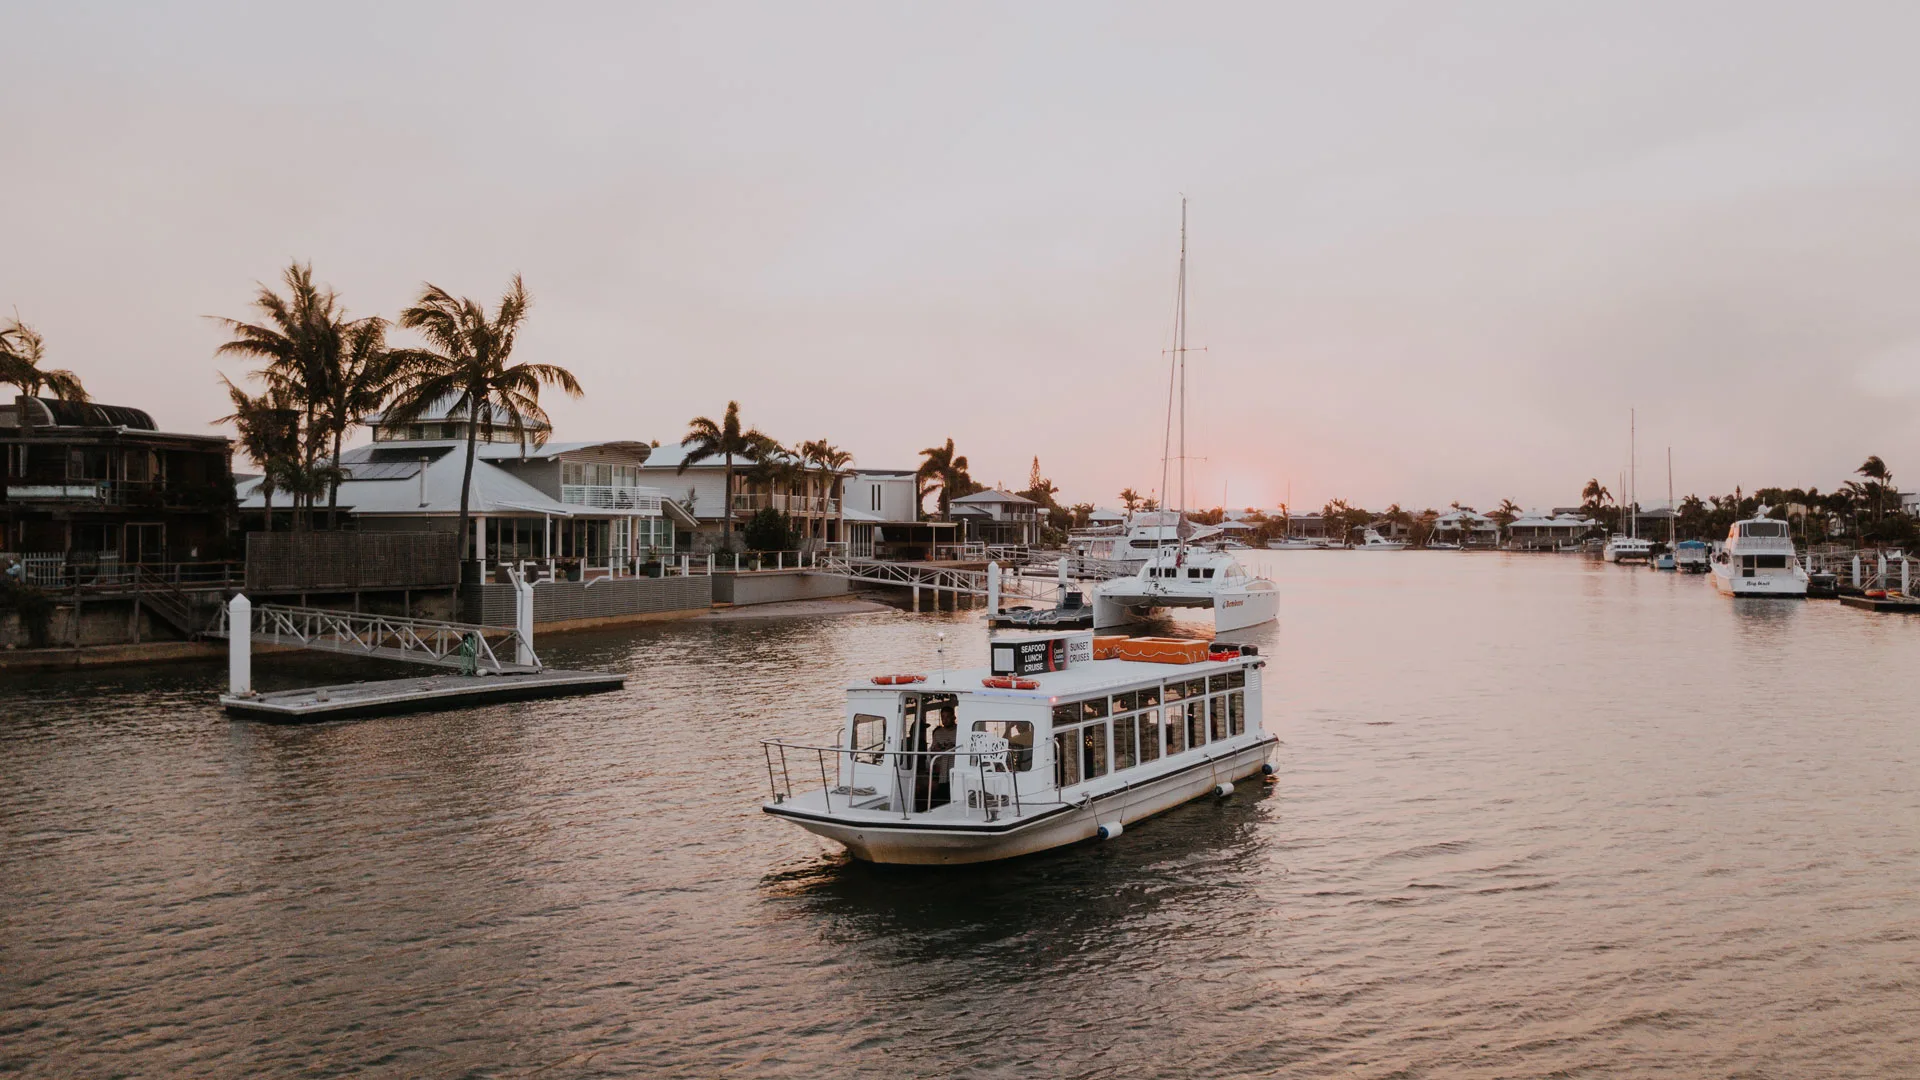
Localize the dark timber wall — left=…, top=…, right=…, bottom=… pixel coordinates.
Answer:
left=247, top=532, right=460, bottom=593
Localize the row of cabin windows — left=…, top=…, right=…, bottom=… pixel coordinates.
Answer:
left=1150, top=566, right=1216, bottom=579
left=1058, top=669, right=1248, bottom=724
left=1052, top=690, right=1248, bottom=788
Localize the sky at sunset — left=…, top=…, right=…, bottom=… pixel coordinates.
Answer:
left=6, top=2, right=1920, bottom=514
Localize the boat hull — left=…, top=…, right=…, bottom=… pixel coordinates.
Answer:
left=765, top=736, right=1277, bottom=865
left=1711, top=564, right=1808, bottom=597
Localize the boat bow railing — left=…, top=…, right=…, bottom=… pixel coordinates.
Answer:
left=760, top=735, right=1027, bottom=822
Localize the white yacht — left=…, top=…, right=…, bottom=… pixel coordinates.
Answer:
left=1674, top=539, right=1711, bottom=573
left=1711, top=514, right=1809, bottom=597
left=1603, top=535, right=1654, bottom=563
left=1266, top=536, right=1327, bottom=551
left=1354, top=527, right=1406, bottom=551
left=1093, top=543, right=1281, bottom=632
left=760, top=630, right=1278, bottom=864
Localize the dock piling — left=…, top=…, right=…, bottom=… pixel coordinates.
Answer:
left=987, top=561, right=1002, bottom=615
left=228, top=594, right=252, bottom=697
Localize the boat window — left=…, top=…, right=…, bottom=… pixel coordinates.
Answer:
left=1186, top=701, right=1207, bottom=748
left=1228, top=668, right=1246, bottom=689
left=1052, top=703, right=1078, bottom=727
left=852, top=713, right=887, bottom=764
left=1740, top=521, right=1788, bottom=538
left=1755, top=554, right=1788, bottom=569
left=1229, top=692, right=1245, bottom=736
left=1184, top=678, right=1206, bottom=699
left=1082, top=723, right=1109, bottom=779
left=1208, top=674, right=1230, bottom=694
left=1165, top=706, right=1186, bottom=753
left=971, top=720, right=1034, bottom=772
left=1139, top=710, right=1162, bottom=763
left=1202, top=568, right=1215, bottom=578
left=1081, top=697, right=1109, bottom=721
left=1113, top=714, right=1138, bottom=770
left=1209, top=696, right=1227, bottom=741
left=1164, top=681, right=1185, bottom=702
left=1054, top=730, right=1081, bottom=787
left=1139, top=684, right=1161, bottom=708
left=1113, top=690, right=1139, bottom=714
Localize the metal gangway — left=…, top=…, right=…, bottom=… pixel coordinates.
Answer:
left=209, top=601, right=540, bottom=674
left=817, top=555, right=1069, bottom=602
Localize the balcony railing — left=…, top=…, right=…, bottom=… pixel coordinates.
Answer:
left=561, top=484, right=663, bottom=513
left=5, top=479, right=172, bottom=506
left=731, top=493, right=840, bottom=516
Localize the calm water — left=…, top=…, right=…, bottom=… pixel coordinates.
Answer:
left=3, top=554, right=1917, bottom=1078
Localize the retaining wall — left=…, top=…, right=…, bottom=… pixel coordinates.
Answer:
left=710, top=570, right=849, bottom=606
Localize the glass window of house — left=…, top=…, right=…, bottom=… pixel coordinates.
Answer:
left=1229, top=692, right=1245, bottom=736
left=972, top=720, right=1035, bottom=772
left=1113, top=715, right=1137, bottom=771
left=1054, top=730, right=1081, bottom=787
left=1165, top=707, right=1186, bottom=753
left=1209, top=696, right=1227, bottom=741
left=1140, top=684, right=1161, bottom=708
left=1082, top=722, right=1109, bottom=779
left=1081, top=697, right=1109, bottom=721
left=852, top=714, right=886, bottom=764
left=1113, top=690, right=1139, bottom=714
left=1139, top=710, right=1162, bottom=763
left=1187, top=701, right=1207, bottom=747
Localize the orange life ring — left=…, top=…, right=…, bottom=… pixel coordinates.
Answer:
left=980, top=676, right=1039, bottom=690
left=869, top=673, right=926, bottom=686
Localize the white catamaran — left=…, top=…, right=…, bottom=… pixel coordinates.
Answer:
left=760, top=631, right=1278, bottom=864
left=1093, top=200, right=1279, bottom=634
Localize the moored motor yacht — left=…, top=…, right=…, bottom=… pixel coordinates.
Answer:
left=1354, top=527, right=1406, bottom=551
left=759, top=631, right=1277, bottom=865
left=1266, top=536, right=1327, bottom=550
left=1673, top=539, right=1710, bottom=573
left=1069, top=516, right=1222, bottom=573
left=1710, top=514, right=1809, bottom=597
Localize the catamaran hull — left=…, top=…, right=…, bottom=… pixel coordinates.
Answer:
left=1093, top=585, right=1279, bottom=632
left=765, top=737, right=1277, bottom=865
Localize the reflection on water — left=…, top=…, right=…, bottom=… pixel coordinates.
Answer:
left=3, top=554, right=1918, bottom=1077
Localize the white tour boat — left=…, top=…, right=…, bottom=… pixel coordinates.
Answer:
left=759, top=631, right=1278, bottom=865
left=1710, top=514, right=1809, bottom=597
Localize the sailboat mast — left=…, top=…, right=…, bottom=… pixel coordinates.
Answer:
left=1177, top=198, right=1188, bottom=545
left=1667, top=446, right=1675, bottom=545
left=1630, top=408, right=1637, bottom=540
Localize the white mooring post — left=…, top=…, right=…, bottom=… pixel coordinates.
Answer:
left=1852, top=555, right=1862, bottom=588
left=510, top=569, right=537, bottom=668
left=986, top=561, right=1002, bottom=615
left=1877, top=553, right=1888, bottom=588
left=1903, top=558, right=1911, bottom=596
left=1057, top=556, right=1069, bottom=589
left=227, top=593, right=252, bottom=697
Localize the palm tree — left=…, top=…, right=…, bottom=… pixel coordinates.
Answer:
left=679, top=401, right=770, bottom=550
left=798, top=439, right=852, bottom=547
left=216, top=375, right=300, bottom=531
left=1855, top=455, right=1892, bottom=524
left=0, top=318, right=88, bottom=402
left=210, top=262, right=346, bottom=527
left=1491, top=498, right=1523, bottom=537
left=319, top=317, right=401, bottom=527
left=384, top=274, right=581, bottom=574
left=1118, top=487, right=1142, bottom=514
left=915, top=438, right=971, bottom=519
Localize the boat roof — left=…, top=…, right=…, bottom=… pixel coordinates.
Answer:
left=847, top=654, right=1251, bottom=698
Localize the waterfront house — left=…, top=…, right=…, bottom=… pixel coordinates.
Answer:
left=240, top=404, right=675, bottom=580
left=839, top=468, right=956, bottom=559
left=1432, top=508, right=1500, bottom=547
left=639, top=441, right=846, bottom=552
left=1506, top=509, right=1595, bottom=550
left=2, top=396, right=235, bottom=573
left=949, top=489, right=1041, bottom=548
left=1282, top=512, right=1329, bottom=540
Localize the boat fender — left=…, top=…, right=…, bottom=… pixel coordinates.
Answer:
left=1097, top=820, right=1124, bottom=841
left=1261, top=762, right=1275, bottom=776
left=1213, top=781, right=1235, bottom=799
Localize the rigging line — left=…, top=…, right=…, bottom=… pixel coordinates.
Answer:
left=1157, top=199, right=1183, bottom=557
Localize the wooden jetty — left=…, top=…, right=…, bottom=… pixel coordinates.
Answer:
left=222, top=669, right=625, bottom=722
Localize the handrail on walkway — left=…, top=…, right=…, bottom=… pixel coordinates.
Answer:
left=211, top=602, right=539, bottom=674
